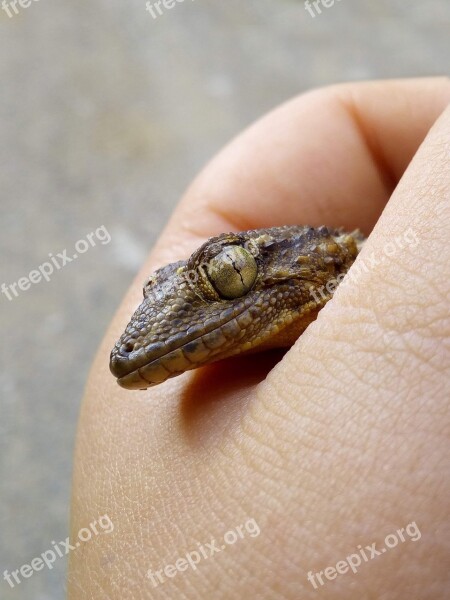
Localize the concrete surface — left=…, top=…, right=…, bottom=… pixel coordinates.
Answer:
left=0, top=0, right=448, bottom=597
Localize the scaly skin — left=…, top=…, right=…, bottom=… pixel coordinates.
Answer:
left=109, top=225, right=364, bottom=389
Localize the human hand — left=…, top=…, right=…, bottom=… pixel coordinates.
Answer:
left=69, top=78, right=450, bottom=599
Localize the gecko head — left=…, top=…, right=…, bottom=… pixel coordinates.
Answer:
left=109, top=227, right=362, bottom=390
left=109, top=233, right=265, bottom=390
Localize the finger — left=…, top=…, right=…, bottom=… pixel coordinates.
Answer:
left=266, top=106, right=450, bottom=431
left=246, top=103, right=450, bottom=600
left=151, top=77, right=449, bottom=269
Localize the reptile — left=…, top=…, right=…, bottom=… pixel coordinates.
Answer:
left=110, top=225, right=364, bottom=390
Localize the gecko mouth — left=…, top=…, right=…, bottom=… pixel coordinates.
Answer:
left=110, top=300, right=255, bottom=390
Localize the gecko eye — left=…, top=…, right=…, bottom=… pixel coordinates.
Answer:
left=206, top=246, right=257, bottom=299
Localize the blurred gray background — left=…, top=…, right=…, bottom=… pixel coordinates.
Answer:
left=0, top=0, right=448, bottom=597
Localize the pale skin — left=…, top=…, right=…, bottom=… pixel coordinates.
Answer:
left=69, top=78, right=450, bottom=599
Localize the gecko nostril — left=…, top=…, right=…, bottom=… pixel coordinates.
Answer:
left=121, top=341, right=135, bottom=356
